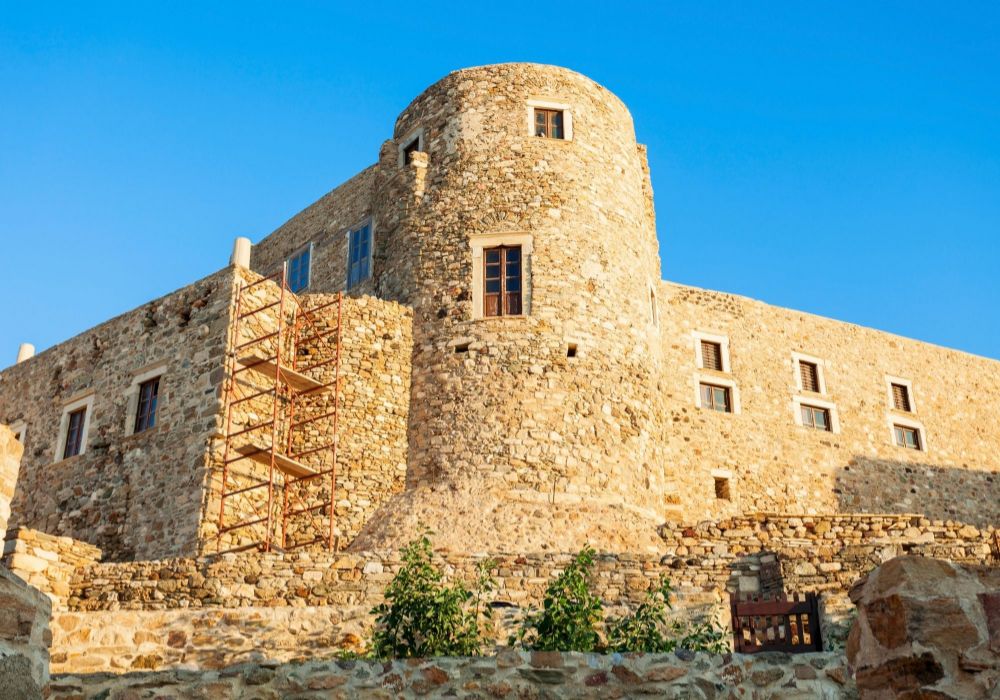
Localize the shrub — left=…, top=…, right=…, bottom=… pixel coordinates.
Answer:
left=606, top=576, right=728, bottom=654
left=369, top=535, right=495, bottom=658
left=514, top=545, right=603, bottom=651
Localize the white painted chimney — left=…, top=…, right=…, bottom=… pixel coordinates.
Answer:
left=230, top=237, right=252, bottom=269
left=16, top=343, right=35, bottom=364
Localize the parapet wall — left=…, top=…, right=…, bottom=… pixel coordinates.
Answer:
left=2, top=528, right=102, bottom=606
left=659, top=281, right=1000, bottom=526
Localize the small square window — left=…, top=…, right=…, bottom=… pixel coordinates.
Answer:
left=286, top=245, right=311, bottom=293
left=700, top=383, right=732, bottom=413
left=402, top=138, right=420, bottom=165
left=347, top=223, right=373, bottom=290
left=714, top=477, right=731, bottom=501
left=133, top=377, right=160, bottom=434
left=894, top=425, right=921, bottom=450
left=799, top=361, right=820, bottom=393
left=891, top=383, right=912, bottom=412
left=63, top=408, right=86, bottom=459
left=800, top=405, right=831, bottom=431
left=701, top=341, right=723, bottom=372
left=534, top=108, right=564, bottom=139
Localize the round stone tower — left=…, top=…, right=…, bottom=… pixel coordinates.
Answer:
left=356, top=63, right=669, bottom=553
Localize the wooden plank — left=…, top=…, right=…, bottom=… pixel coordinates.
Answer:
left=233, top=443, right=316, bottom=478
left=237, top=354, right=329, bottom=394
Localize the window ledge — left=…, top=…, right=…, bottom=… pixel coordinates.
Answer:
left=50, top=453, right=84, bottom=468
left=123, top=424, right=165, bottom=442
left=467, top=315, right=530, bottom=323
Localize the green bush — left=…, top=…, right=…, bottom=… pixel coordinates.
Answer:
left=514, top=545, right=603, bottom=651
left=369, top=535, right=495, bottom=658
left=606, top=576, right=728, bottom=654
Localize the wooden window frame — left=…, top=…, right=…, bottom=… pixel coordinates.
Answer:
left=894, top=424, right=922, bottom=450
left=792, top=352, right=826, bottom=394
left=699, top=382, right=732, bottom=413
left=133, top=377, right=160, bottom=434
left=347, top=222, right=373, bottom=290
left=800, top=404, right=832, bottom=432
left=891, top=383, right=912, bottom=412
left=694, top=331, right=731, bottom=373
left=526, top=100, right=573, bottom=141
left=534, top=108, right=565, bottom=139
left=63, top=408, right=86, bottom=459
left=54, top=393, right=94, bottom=463
left=701, top=340, right=724, bottom=372
left=483, top=245, right=523, bottom=317
left=799, top=361, right=820, bottom=393
left=286, top=243, right=312, bottom=293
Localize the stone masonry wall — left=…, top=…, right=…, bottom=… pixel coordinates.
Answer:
left=0, top=566, right=52, bottom=697
left=3, top=527, right=102, bottom=608
left=47, top=650, right=855, bottom=699
left=0, top=268, right=237, bottom=561
left=0, top=424, right=21, bottom=540
left=659, top=281, right=1000, bottom=527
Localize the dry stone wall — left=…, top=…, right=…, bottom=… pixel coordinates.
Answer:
left=658, top=281, right=1000, bottom=527
left=47, top=650, right=855, bottom=699
left=3, top=528, right=101, bottom=607
left=0, top=269, right=237, bottom=561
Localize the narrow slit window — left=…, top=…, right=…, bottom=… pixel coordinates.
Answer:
left=799, top=361, right=820, bottom=393
left=534, top=109, right=564, bottom=139
left=894, top=425, right=921, bottom=450
left=567, top=343, right=578, bottom=358
left=133, top=377, right=160, bottom=434
left=800, top=405, right=831, bottom=431
left=286, top=245, right=311, bottom=293
left=454, top=342, right=470, bottom=354
left=347, top=223, right=373, bottom=290
left=891, top=383, right=912, bottom=412
left=63, top=408, right=86, bottom=459
left=701, top=340, right=723, bottom=371
left=699, top=383, right=732, bottom=413
left=483, top=245, right=522, bottom=317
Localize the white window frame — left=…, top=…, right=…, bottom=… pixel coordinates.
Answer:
left=397, top=128, right=425, bottom=167
left=124, top=362, right=168, bottom=437
left=885, top=375, right=917, bottom=414
left=346, top=220, right=374, bottom=290
left=9, top=420, right=26, bottom=445
left=470, top=232, right=533, bottom=319
left=526, top=99, right=573, bottom=141
left=792, top=351, right=828, bottom=395
left=694, top=374, right=741, bottom=414
left=792, top=395, right=841, bottom=434
left=285, top=242, right=313, bottom=293
left=693, top=331, right=731, bottom=373
left=54, top=392, right=95, bottom=462
left=889, top=414, right=927, bottom=452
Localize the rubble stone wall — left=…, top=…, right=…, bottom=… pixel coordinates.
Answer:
left=0, top=269, right=238, bottom=561
left=2, top=528, right=101, bottom=608
left=0, top=425, right=21, bottom=539
left=0, top=566, right=52, bottom=697
left=659, top=281, right=1000, bottom=527
left=47, top=650, right=855, bottom=698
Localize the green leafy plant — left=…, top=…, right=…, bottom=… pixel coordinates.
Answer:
left=606, top=576, right=728, bottom=654
left=514, top=545, right=603, bottom=651
left=369, top=535, right=495, bottom=658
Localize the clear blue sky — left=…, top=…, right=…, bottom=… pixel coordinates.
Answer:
left=2, top=3, right=998, bottom=361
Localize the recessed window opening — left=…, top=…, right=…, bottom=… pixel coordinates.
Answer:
left=799, top=361, right=820, bottom=393
left=891, top=383, right=912, bottom=412
left=286, top=244, right=311, bottom=293
left=701, top=341, right=723, bottom=372
left=63, top=408, right=86, bottom=459
left=534, top=108, right=564, bottom=139
left=700, top=382, right=732, bottom=413
left=800, top=404, right=831, bottom=432
left=484, top=245, right=522, bottom=317
left=894, top=424, right=922, bottom=450
left=454, top=342, right=470, bottom=354
left=133, top=377, right=160, bottom=434
left=402, top=138, right=421, bottom=165
left=714, top=477, right=731, bottom=501
left=10, top=421, right=26, bottom=444
left=347, top=223, right=373, bottom=290
left=567, top=343, right=578, bottom=358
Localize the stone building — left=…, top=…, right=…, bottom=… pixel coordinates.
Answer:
left=1, top=62, right=998, bottom=562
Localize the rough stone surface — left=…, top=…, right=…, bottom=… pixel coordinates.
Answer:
left=3, top=528, right=101, bottom=607
left=0, top=562, right=52, bottom=694
left=848, top=555, right=1000, bottom=699
left=47, top=650, right=855, bottom=699
left=0, top=424, right=22, bottom=540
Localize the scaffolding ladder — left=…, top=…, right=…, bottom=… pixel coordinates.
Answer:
left=216, top=267, right=344, bottom=554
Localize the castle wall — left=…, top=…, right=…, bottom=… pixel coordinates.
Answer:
left=658, top=282, right=1000, bottom=526
left=249, top=166, right=377, bottom=296
left=0, top=269, right=237, bottom=560
left=0, top=425, right=22, bottom=539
